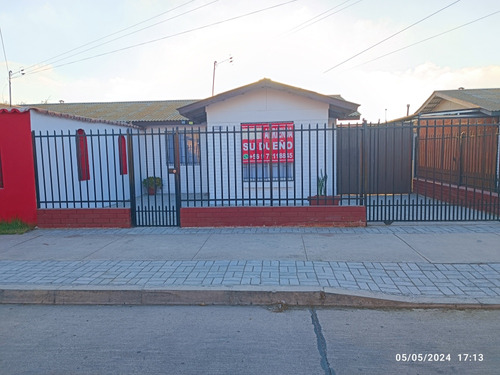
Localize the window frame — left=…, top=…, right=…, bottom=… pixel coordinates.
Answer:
left=166, top=131, right=201, bottom=166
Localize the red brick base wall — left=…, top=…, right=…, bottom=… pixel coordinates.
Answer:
left=413, top=178, right=499, bottom=214
left=180, top=206, right=366, bottom=227
left=37, top=208, right=132, bottom=228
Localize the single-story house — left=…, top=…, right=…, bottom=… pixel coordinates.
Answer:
left=2, top=79, right=364, bottom=227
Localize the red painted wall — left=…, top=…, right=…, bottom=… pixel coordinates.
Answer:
left=180, top=206, right=366, bottom=227
left=37, top=208, right=131, bottom=228
left=0, top=110, right=37, bottom=225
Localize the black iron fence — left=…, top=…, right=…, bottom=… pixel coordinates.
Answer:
left=32, top=129, right=131, bottom=209
left=32, top=119, right=500, bottom=226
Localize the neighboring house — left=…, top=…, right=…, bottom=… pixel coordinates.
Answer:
left=0, top=107, right=136, bottom=225
left=415, top=88, right=500, bottom=120
left=32, top=99, right=199, bottom=128
left=410, top=88, right=500, bottom=211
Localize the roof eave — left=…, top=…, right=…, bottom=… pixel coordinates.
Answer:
left=178, top=79, right=360, bottom=122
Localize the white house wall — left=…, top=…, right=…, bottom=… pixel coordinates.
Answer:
left=205, top=88, right=336, bottom=204
left=30, top=111, right=132, bottom=208
left=207, top=88, right=329, bottom=124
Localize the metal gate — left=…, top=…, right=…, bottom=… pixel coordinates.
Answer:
left=128, top=130, right=180, bottom=227
left=337, top=121, right=413, bottom=195
left=337, top=120, right=499, bottom=222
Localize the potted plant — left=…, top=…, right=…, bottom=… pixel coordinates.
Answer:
left=142, top=176, right=163, bottom=195
left=308, top=170, right=340, bottom=205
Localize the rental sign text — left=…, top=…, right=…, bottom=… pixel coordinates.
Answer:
left=241, top=122, right=294, bottom=164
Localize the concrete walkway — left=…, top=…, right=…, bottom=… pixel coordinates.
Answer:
left=1, top=222, right=499, bottom=307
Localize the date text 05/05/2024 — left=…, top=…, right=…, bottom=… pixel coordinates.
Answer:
left=395, top=353, right=484, bottom=362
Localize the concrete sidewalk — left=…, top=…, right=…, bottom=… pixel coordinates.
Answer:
left=1, top=222, right=500, bottom=308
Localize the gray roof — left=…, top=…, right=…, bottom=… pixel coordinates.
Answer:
left=28, top=99, right=198, bottom=124
left=416, top=88, right=500, bottom=116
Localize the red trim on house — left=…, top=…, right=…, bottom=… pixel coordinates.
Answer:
left=37, top=208, right=132, bottom=228
left=180, top=206, right=366, bottom=227
left=118, top=135, right=127, bottom=175
left=76, top=129, right=90, bottom=181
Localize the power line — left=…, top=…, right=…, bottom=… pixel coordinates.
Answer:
left=0, top=27, right=9, bottom=75
left=287, top=0, right=363, bottom=34
left=25, top=0, right=217, bottom=75
left=324, top=0, right=461, bottom=73
left=22, top=0, right=207, bottom=74
left=287, top=0, right=353, bottom=34
left=353, top=10, right=500, bottom=68
left=25, top=0, right=298, bottom=76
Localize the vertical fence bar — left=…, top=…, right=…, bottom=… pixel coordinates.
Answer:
left=44, top=131, right=54, bottom=208
left=225, top=126, right=230, bottom=206
left=190, top=127, right=197, bottom=208
left=173, top=130, right=181, bottom=225
left=111, top=131, right=118, bottom=207
left=232, top=126, right=238, bottom=205
left=31, top=131, right=41, bottom=209
left=127, top=131, right=136, bottom=227
left=67, top=130, right=76, bottom=208
left=205, top=127, right=210, bottom=207
left=59, top=131, right=69, bottom=208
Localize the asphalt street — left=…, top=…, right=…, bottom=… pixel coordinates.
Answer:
left=0, top=305, right=498, bottom=375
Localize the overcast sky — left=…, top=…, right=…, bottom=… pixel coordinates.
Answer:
left=1, top=0, right=499, bottom=122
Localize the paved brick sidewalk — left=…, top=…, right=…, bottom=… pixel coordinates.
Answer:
left=1, top=259, right=499, bottom=301
left=28, top=222, right=500, bottom=235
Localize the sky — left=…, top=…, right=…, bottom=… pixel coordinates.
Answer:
left=1, top=0, right=499, bottom=122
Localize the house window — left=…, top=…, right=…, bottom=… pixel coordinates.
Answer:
left=166, top=132, right=201, bottom=165
left=76, top=129, right=90, bottom=181
left=243, top=163, right=294, bottom=181
left=0, top=152, right=4, bottom=188
left=241, top=122, right=294, bottom=182
left=118, top=135, right=127, bottom=175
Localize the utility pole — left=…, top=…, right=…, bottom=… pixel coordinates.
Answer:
left=8, top=69, right=24, bottom=107
left=8, top=70, right=12, bottom=107
left=211, top=56, right=233, bottom=96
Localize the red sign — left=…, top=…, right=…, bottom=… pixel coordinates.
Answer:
left=241, top=122, right=294, bottom=164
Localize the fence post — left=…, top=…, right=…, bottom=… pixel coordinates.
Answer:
left=173, top=129, right=182, bottom=225
left=360, top=119, right=368, bottom=206
left=127, top=131, right=136, bottom=227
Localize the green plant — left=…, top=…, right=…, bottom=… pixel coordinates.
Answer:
left=0, top=219, right=34, bottom=235
left=317, top=169, right=327, bottom=196
left=142, top=176, right=163, bottom=189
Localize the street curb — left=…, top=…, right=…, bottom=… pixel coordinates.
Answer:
left=1, top=288, right=500, bottom=309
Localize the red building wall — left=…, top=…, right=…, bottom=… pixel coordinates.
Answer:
left=0, top=109, right=38, bottom=225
